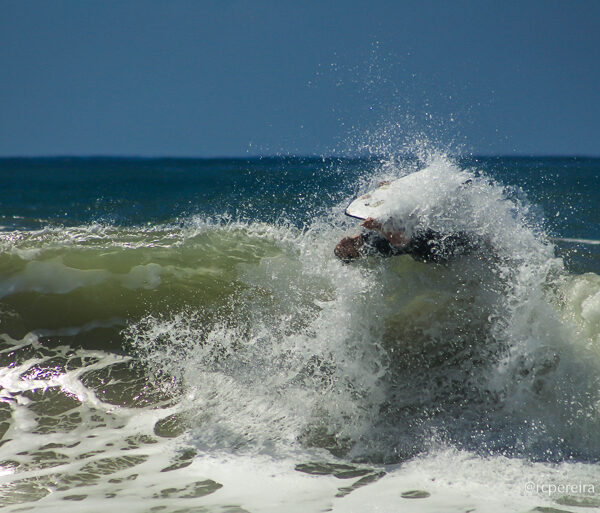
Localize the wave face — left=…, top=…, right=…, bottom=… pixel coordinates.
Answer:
left=1, top=155, right=600, bottom=511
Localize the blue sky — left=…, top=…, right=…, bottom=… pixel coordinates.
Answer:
left=1, top=1, right=599, bottom=157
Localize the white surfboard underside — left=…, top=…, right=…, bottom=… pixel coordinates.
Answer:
left=346, top=167, right=440, bottom=221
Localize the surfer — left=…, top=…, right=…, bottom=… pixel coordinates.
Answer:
left=334, top=217, right=478, bottom=263
left=336, top=170, right=482, bottom=264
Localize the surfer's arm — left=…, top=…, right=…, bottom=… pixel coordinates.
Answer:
left=334, top=231, right=406, bottom=262
left=334, top=217, right=411, bottom=262
left=360, top=217, right=410, bottom=247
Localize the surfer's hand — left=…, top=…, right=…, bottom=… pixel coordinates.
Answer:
left=334, top=235, right=364, bottom=262
left=361, top=217, right=382, bottom=231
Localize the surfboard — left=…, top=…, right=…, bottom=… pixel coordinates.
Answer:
left=346, top=168, right=433, bottom=220
left=345, top=166, right=470, bottom=222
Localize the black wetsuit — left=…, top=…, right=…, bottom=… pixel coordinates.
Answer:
left=361, top=229, right=478, bottom=263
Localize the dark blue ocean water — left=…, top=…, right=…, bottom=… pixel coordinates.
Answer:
left=1, top=156, right=598, bottom=272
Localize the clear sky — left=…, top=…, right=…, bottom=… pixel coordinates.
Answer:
left=1, top=1, right=599, bottom=157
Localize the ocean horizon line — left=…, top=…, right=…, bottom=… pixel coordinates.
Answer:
left=1, top=153, right=599, bottom=161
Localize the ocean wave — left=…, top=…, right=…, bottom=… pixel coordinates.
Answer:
left=123, top=158, right=600, bottom=462
left=2, top=157, right=600, bottom=466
